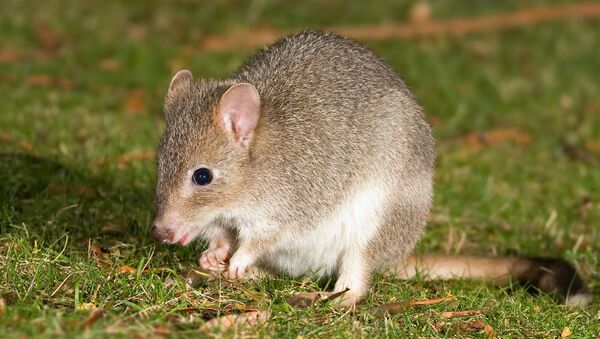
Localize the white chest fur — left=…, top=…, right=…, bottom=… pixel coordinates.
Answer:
left=262, top=182, right=389, bottom=277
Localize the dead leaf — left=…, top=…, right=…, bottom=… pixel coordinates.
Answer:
left=116, top=150, right=155, bottom=168
left=99, top=58, right=120, bottom=71
left=35, top=22, right=62, bottom=53
left=47, top=184, right=67, bottom=194
left=26, top=75, right=53, bottom=86
left=89, top=242, right=107, bottom=258
left=0, top=132, right=13, bottom=142
left=0, top=242, right=20, bottom=253
left=287, top=288, right=350, bottom=309
left=100, top=223, right=123, bottom=235
left=25, top=75, right=72, bottom=89
left=201, top=310, right=270, bottom=331
left=74, top=185, right=97, bottom=198
left=19, top=140, right=33, bottom=151
left=484, top=323, right=497, bottom=338
left=119, top=265, right=138, bottom=274
left=57, top=78, right=73, bottom=89
left=586, top=139, right=600, bottom=152
left=82, top=309, right=105, bottom=328
left=118, top=265, right=154, bottom=275
left=460, top=319, right=485, bottom=331
left=154, top=325, right=171, bottom=335
left=561, top=326, right=572, bottom=338
left=410, top=1, right=432, bottom=23
left=287, top=292, right=325, bottom=308
left=122, top=89, right=146, bottom=115
left=0, top=46, right=21, bottom=63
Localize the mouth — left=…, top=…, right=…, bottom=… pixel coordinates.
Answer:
left=174, top=228, right=200, bottom=246
left=179, top=232, right=191, bottom=245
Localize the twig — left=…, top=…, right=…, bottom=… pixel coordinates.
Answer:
left=49, top=272, right=75, bottom=298
left=200, top=2, right=600, bottom=52
left=322, top=288, right=350, bottom=303
left=441, top=309, right=488, bottom=318
left=372, top=296, right=455, bottom=314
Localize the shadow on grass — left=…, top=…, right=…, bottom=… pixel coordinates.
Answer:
left=0, top=152, right=207, bottom=268
left=0, top=152, right=153, bottom=244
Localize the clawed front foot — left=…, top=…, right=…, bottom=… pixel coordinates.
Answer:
left=200, top=240, right=260, bottom=281
left=200, top=246, right=231, bottom=272
left=223, top=249, right=256, bottom=280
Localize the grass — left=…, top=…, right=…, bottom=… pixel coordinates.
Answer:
left=1, top=0, right=599, bottom=337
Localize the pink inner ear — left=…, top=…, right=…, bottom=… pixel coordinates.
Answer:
left=218, top=83, right=261, bottom=145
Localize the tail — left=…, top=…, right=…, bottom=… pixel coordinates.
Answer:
left=388, top=254, right=591, bottom=307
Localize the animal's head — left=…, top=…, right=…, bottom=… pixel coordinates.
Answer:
left=151, top=70, right=261, bottom=245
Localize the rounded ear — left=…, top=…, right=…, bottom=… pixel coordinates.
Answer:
left=217, top=83, right=261, bottom=147
left=168, top=69, right=193, bottom=95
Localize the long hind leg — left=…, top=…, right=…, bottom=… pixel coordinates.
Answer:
left=333, top=250, right=373, bottom=309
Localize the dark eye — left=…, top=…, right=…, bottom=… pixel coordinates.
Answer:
left=192, top=167, right=213, bottom=185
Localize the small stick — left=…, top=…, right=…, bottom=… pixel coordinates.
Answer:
left=372, top=296, right=455, bottom=314
left=403, top=296, right=455, bottom=307
left=441, top=309, right=488, bottom=318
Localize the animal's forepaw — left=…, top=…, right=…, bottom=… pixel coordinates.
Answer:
left=199, top=246, right=230, bottom=272
left=224, top=252, right=255, bottom=280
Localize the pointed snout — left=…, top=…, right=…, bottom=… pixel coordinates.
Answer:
left=150, top=222, right=175, bottom=243
left=151, top=212, right=200, bottom=246
left=151, top=211, right=183, bottom=244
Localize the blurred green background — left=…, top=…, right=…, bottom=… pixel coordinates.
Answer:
left=0, top=0, right=599, bottom=337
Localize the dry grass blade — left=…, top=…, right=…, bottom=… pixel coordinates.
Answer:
left=371, top=296, right=455, bottom=314
left=322, top=288, right=350, bottom=303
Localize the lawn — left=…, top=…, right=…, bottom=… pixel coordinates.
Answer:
left=1, top=0, right=599, bottom=337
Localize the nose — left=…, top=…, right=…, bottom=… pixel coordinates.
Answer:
left=150, top=223, right=174, bottom=243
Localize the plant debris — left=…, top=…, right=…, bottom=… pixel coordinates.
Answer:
left=371, top=296, right=455, bottom=314
left=82, top=309, right=105, bottom=329
left=200, top=310, right=270, bottom=331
